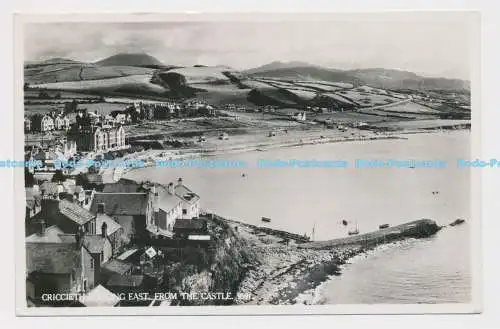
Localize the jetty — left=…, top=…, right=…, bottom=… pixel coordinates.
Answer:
left=298, top=219, right=441, bottom=250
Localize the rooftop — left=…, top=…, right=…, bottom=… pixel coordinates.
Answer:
left=96, top=213, right=122, bottom=236
left=174, top=185, right=200, bottom=204
left=116, top=248, right=140, bottom=261
left=81, top=285, right=120, bottom=307
left=90, top=193, right=149, bottom=216
left=58, top=199, right=95, bottom=225
left=25, top=225, right=77, bottom=244
left=82, top=235, right=107, bottom=254
left=26, top=242, right=82, bottom=274
left=40, top=182, right=61, bottom=195
left=102, top=259, right=134, bottom=275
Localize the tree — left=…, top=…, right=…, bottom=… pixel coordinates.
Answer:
left=75, top=173, right=89, bottom=188
left=51, top=169, right=66, bottom=183
left=23, top=82, right=30, bottom=91
left=64, top=99, right=78, bottom=114
left=54, top=92, right=62, bottom=99
left=24, top=168, right=34, bottom=187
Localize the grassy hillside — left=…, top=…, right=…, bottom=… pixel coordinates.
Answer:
left=246, top=65, right=470, bottom=92
left=29, top=74, right=168, bottom=96
left=25, top=63, right=154, bottom=84
left=23, top=55, right=470, bottom=115
left=248, top=66, right=362, bottom=86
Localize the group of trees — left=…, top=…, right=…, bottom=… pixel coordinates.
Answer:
left=36, top=90, right=62, bottom=100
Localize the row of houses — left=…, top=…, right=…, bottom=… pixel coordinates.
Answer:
left=69, top=125, right=126, bottom=153
left=25, top=113, right=71, bottom=133
left=25, top=177, right=203, bottom=306
left=128, top=100, right=216, bottom=122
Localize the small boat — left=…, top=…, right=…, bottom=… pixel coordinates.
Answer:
left=348, top=228, right=359, bottom=236
left=241, top=173, right=246, bottom=177
left=261, top=217, right=272, bottom=223
left=379, top=224, right=390, bottom=229
left=348, top=222, right=359, bottom=235
left=342, top=220, right=348, bottom=226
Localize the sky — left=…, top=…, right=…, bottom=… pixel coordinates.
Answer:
left=23, top=13, right=478, bottom=80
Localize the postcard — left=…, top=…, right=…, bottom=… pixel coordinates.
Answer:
left=14, top=12, right=481, bottom=315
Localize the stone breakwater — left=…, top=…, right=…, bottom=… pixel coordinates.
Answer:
left=222, top=217, right=441, bottom=305
left=299, top=219, right=442, bottom=250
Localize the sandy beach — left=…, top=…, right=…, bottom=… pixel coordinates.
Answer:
left=98, top=126, right=442, bottom=183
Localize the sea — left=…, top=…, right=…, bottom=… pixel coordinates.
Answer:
left=124, top=131, right=472, bottom=304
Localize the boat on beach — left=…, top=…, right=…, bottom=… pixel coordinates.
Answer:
left=261, top=217, right=272, bottom=223
left=379, top=224, right=390, bottom=229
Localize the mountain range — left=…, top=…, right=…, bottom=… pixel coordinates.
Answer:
left=24, top=53, right=470, bottom=108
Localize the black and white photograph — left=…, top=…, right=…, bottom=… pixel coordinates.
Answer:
left=16, top=12, right=479, bottom=314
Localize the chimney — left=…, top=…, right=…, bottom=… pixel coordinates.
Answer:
left=177, top=177, right=183, bottom=186
left=153, top=185, right=159, bottom=213
left=101, top=222, right=108, bottom=237
left=75, top=226, right=85, bottom=249
left=167, top=182, right=174, bottom=195
left=39, top=219, right=46, bottom=236
left=97, top=203, right=105, bottom=214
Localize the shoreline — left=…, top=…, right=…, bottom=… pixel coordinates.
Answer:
left=216, top=216, right=441, bottom=305
left=100, top=128, right=468, bottom=183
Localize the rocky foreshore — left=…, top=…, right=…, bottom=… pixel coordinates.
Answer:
left=218, top=216, right=441, bottom=305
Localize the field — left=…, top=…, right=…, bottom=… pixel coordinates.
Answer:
left=296, top=81, right=354, bottom=89
left=78, top=102, right=129, bottom=115
left=189, top=84, right=254, bottom=106
left=370, top=119, right=471, bottom=129
left=312, top=111, right=396, bottom=123
left=293, top=82, right=343, bottom=92
left=167, top=66, right=234, bottom=84
left=376, top=102, right=441, bottom=114
left=25, top=63, right=153, bottom=84
left=24, top=103, right=65, bottom=116
left=285, top=89, right=318, bottom=101
left=24, top=90, right=101, bottom=99
left=335, top=90, right=400, bottom=107
left=30, top=74, right=167, bottom=95
left=240, top=80, right=274, bottom=89
left=321, top=93, right=357, bottom=106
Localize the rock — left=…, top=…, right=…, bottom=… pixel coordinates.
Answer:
left=450, top=218, right=466, bottom=226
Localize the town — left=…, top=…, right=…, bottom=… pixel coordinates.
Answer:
left=23, top=95, right=229, bottom=307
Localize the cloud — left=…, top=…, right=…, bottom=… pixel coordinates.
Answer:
left=22, top=14, right=475, bottom=79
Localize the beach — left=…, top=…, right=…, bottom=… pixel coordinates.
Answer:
left=99, top=125, right=459, bottom=183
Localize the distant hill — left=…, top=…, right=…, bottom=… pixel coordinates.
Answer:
left=246, top=64, right=470, bottom=92
left=25, top=57, right=82, bottom=67
left=247, top=66, right=362, bottom=85
left=345, top=68, right=470, bottom=91
left=244, top=61, right=316, bottom=75
left=95, top=53, right=165, bottom=68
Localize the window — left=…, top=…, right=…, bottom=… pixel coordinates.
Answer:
left=90, top=258, right=94, bottom=269
left=182, top=209, right=187, bottom=215
left=83, top=279, right=87, bottom=292
left=100, top=252, right=104, bottom=263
